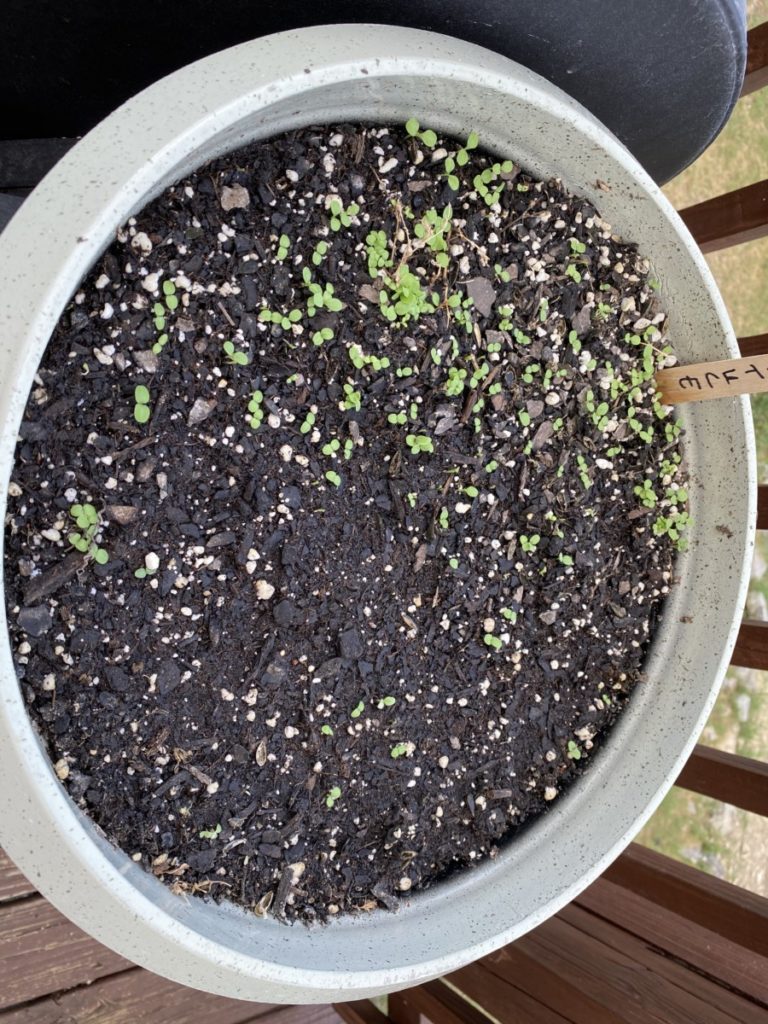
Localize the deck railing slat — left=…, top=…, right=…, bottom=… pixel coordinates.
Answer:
left=742, top=21, right=768, bottom=97
left=757, top=483, right=768, bottom=528
left=389, top=982, right=493, bottom=1024
left=386, top=992, right=423, bottom=1024
left=446, top=961, right=569, bottom=1024
left=603, top=844, right=768, bottom=956
left=738, top=332, right=768, bottom=357
left=469, top=942, right=620, bottom=1024
left=732, top=618, right=768, bottom=669
left=678, top=179, right=768, bottom=253
left=676, top=744, right=768, bottom=817
left=332, top=1002, right=389, bottom=1024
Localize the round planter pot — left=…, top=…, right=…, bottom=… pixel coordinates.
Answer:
left=0, top=23, right=755, bottom=1004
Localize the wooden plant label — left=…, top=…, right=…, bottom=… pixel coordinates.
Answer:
left=656, top=355, right=768, bottom=405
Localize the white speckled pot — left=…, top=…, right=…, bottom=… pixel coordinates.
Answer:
left=0, top=24, right=754, bottom=1005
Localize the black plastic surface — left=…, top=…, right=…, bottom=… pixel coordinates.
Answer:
left=0, top=1, right=747, bottom=183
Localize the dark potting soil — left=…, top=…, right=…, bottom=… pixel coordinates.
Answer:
left=5, top=123, right=689, bottom=922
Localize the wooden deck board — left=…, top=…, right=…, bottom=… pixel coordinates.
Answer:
left=445, top=961, right=572, bottom=1024
left=0, top=850, right=35, bottom=904
left=0, top=895, right=130, bottom=1010
left=575, top=877, right=768, bottom=1005
left=1, top=844, right=767, bottom=1023
left=0, top=965, right=291, bottom=1024
left=603, top=844, right=768, bottom=956
left=507, top=913, right=748, bottom=1024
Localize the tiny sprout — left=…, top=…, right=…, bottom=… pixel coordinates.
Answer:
left=449, top=557, right=459, bottom=569
left=405, top=117, right=437, bottom=148
left=276, top=233, right=290, bottom=261
left=350, top=701, right=365, bottom=719
left=444, top=154, right=460, bottom=193
left=152, top=333, right=169, bottom=355
left=312, top=327, right=334, bottom=346
left=68, top=502, right=108, bottom=565
left=377, top=696, right=396, bottom=709
left=484, top=633, right=503, bottom=650
left=595, top=301, right=612, bottom=320
left=321, top=725, right=334, bottom=736
left=329, top=197, right=360, bottom=231
left=390, top=742, right=411, bottom=759
left=576, top=454, right=591, bottom=490
left=567, top=740, right=582, bottom=761
left=326, top=786, right=342, bottom=809
left=342, top=384, right=362, bottom=412
left=439, top=506, right=449, bottom=530
left=518, top=410, right=531, bottom=427
left=634, top=479, right=657, bottom=509
left=152, top=302, right=166, bottom=331
left=325, top=470, right=341, bottom=488
left=312, top=240, right=330, bottom=266
left=222, top=340, right=249, bottom=366
left=501, top=607, right=517, bottom=623
left=520, top=534, right=540, bottom=554
left=558, top=553, right=574, bottom=567
left=406, top=434, right=434, bottom=455
left=322, top=438, right=340, bottom=456
left=365, top=229, right=392, bottom=277
left=162, top=280, right=178, bottom=312
left=259, top=307, right=303, bottom=330
left=199, top=823, right=222, bottom=840
left=299, top=410, right=316, bottom=435
left=247, top=390, right=264, bottom=429
left=134, top=556, right=159, bottom=580
left=406, top=492, right=417, bottom=508
left=569, top=238, right=587, bottom=254
left=134, top=384, right=151, bottom=425
left=485, top=460, right=499, bottom=473
left=565, top=264, right=582, bottom=283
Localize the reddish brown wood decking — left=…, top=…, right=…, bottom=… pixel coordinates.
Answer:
left=1, top=843, right=766, bottom=1023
